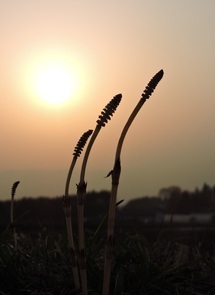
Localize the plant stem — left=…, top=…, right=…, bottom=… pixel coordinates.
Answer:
left=77, top=127, right=100, bottom=295
left=102, top=159, right=121, bottom=295
left=76, top=182, right=88, bottom=295
left=63, top=197, right=81, bottom=292
left=64, top=130, right=93, bottom=293
left=10, top=181, right=20, bottom=250
left=64, top=156, right=80, bottom=292
left=10, top=196, right=17, bottom=250
left=79, top=127, right=101, bottom=185
left=65, top=158, right=77, bottom=197
left=102, top=70, right=164, bottom=294
left=77, top=94, right=122, bottom=294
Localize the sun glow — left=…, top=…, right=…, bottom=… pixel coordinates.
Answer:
left=21, top=52, right=87, bottom=108
left=34, top=62, right=76, bottom=105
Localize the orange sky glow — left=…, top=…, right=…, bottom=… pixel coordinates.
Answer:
left=1, top=1, right=215, bottom=201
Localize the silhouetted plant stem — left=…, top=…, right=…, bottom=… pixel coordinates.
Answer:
left=115, top=69, right=164, bottom=162
left=77, top=94, right=122, bottom=295
left=63, top=130, right=93, bottom=293
left=65, top=158, right=77, bottom=198
left=76, top=182, right=88, bottom=295
left=63, top=196, right=80, bottom=292
left=10, top=181, right=20, bottom=250
left=77, top=126, right=101, bottom=295
left=102, top=70, right=164, bottom=295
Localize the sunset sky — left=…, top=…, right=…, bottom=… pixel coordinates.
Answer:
left=1, top=1, right=215, bottom=202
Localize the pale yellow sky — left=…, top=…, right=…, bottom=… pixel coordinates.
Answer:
left=1, top=1, right=215, bottom=201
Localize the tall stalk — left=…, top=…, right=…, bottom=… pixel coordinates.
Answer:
left=77, top=94, right=122, bottom=295
left=10, top=181, right=20, bottom=250
left=63, top=129, right=93, bottom=293
left=102, top=69, right=164, bottom=295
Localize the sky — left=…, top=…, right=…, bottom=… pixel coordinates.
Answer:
left=1, top=1, right=215, bottom=202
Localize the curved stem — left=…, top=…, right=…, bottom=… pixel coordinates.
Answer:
left=79, top=126, right=101, bottom=185
left=77, top=126, right=101, bottom=295
left=65, top=157, right=77, bottom=196
left=103, top=69, right=164, bottom=295
left=115, top=95, right=148, bottom=162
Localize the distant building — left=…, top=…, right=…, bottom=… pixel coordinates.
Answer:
left=163, top=213, right=215, bottom=224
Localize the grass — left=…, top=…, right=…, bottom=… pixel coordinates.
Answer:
left=1, top=225, right=215, bottom=294
left=2, top=69, right=215, bottom=294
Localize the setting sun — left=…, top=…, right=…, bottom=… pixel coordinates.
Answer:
left=34, top=62, right=76, bottom=105
left=21, top=52, right=85, bottom=108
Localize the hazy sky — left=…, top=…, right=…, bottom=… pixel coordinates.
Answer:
left=1, top=1, right=215, bottom=202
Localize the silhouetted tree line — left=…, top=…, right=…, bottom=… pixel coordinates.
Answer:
left=0, top=191, right=111, bottom=232
left=0, top=183, right=215, bottom=232
left=159, top=183, right=215, bottom=214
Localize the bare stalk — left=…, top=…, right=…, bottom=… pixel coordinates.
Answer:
left=10, top=181, right=20, bottom=250
left=102, top=70, right=164, bottom=295
left=63, top=196, right=80, bottom=292
left=63, top=129, right=93, bottom=293
left=77, top=94, right=122, bottom=295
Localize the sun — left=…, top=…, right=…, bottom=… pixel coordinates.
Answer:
left=34, top=62, right=76, bottom=106
left=21, top=51, right=91, bottom=109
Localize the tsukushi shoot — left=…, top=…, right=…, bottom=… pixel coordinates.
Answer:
left=2, top=70, right=173, bottom=295
left=63, top=69, right=164, bottom=294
